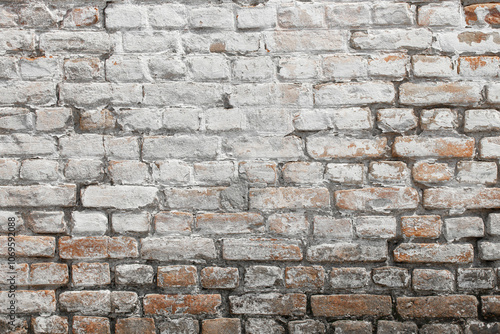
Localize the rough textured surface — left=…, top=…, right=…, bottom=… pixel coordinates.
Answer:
left=0, top=0, right=499, bottom=332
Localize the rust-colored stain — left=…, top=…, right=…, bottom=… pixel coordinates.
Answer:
left=458, top=31, right=489, bottom=45
left=465, top=4, right=500, bottom=25
left=209, top=42, right=226, bottom=53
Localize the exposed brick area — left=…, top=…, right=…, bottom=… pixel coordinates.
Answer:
left=0, top=0, right=498, bottom=332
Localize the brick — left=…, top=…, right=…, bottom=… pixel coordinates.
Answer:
left=30, top=263, right=68, bottom=286
left=59, top=291, right=110, bottom=315
left=288, top=320, right=325, bottom=334
left=311, top=294, right=392, bottom=317
left=188, top=6, right=233, bottom=30
left=0, top=290, right=56, bottom=314
left=108, top=160, right=150, bottom=185
left=307, top=136, right=387, bottom=159
left=418, top=2, right=461, bottom=26
left=61, top=83, right=142, bottom=107
left=111, top=291, right=138, bottom=314
left=19, top=4, right=56, bottom=28
left=480, top=137, right=500, bottom=158
left=72, top=317, right=110, bottom=334
left=397, top=295, right=478, bottom=319
left=487, top=213, right=500, bottom=236
left=313, top=216, right=352, bottom=239
left=64, top=159, right=104, bottom=181
left=249, top=187, right=329, bottom=210
left=109, top=236, right=139, bottom=259
left=59, top=237, right=108, bottom=260
left=0, top=263, right=29, bottom=287
left=154, top=211, right=192, bottom=235
left=20, top=159, right=59, bottom=181
left=148, top=4, right=186, bottom=29
left=335, top=187, right=418, bottom=211
left=0, top=57, right=19, bottom=80
left=245, top=266, right=283, bottom=289
left=81, top=185, right=158, bottom=209
left=60, top=134, right=104, bottom=158
left=332, top=321, right=372, bottom=334
left=72, top=262, right=110, bottom=287
left=420, top=324, right=461, bottom=334
left=421, top=108, right=457, bottom=131
left=36, top=107, right=71, bottom=131
left=71, top=211, right=107, bottom=236
left=63, top=57, right=104, bottom=81
left=326, top=3, right=371, bottom=27
left=223, top=238, right=302, bottom=261
left=152, top=160, right=191, bottom=185
left=202, top=318, right=241, bottom=334
left=479, top=241, right=500, bottom=260
left=377, top=108, right=417, bottom=133
left=239, top=161, right=277, bottom=184
left=412, top=269, right=454, bottom=292
left=412, top=162, right=452, bottom=183
left=351, top=29, right=432, bottom=50
left=158, top=265, right=197, bottom=288
left=236, top=7, right=276, bottom=30
left=232, top=57, right=273, bottom=82
left=377, top=321, right=417, bottom=334
left=268, top=212, right=309, bottom=237
left=123, top=31, right=177, bottom=53
left=0, top=158, right=20, bottom=180
left=183, top=32, right=260, bottom=54
left=0, top=30, right=34, bottom=54
left=40, top=31, right=111, bottom=54
left=482, top=296, right=500, bottom=318
left=444, top=217, right=484, bottom=241
left=0, top=236, right=55, bottom=258
left=143, top=135, right=218, bottom=160
left=307, top=242, right=387, bottom=263
left=412, top=55, right=455, bottom=77
left=147, top=57, right=186, bottom=81
left=116, top=318, right=155, bottom=334
left=0, top=107, right=32, bottom=131
left=157, top=319, right=199, bottom=334
left=196, top=212, right=264, bottom=235
left=278, top=56, right=319, bottom=81
left=105, top=5, right=146, bottom=29
left=32, top=316, right=68, bottom=334
left=460, top=56, right=500, bottom=77
left=115, top=264, right=153, bottom=286
left=465, top=3, right=500, bottom=26
left=188, top=55, right=230, bottom=81
left=331, top=107, right=372, bottom=130
left=246, top=319, right=284, bottom=334
left=314, top=82, right=395, bottom=106
left=329, top=267, right=370, bottom=289
left=62, top=7, right=100, bottom=28
left=372, top=267, right=410, bottom=288
left=141, top=237, right=216, bottom=261
left=373, top=3, right=414, bottom=25
left=0, top=134, right=56, bottom=156
left=393, top=136, right=474, bottom=158
left=394, top=243, right=474, bottom=263
left=368, top=53, right=408, bottom=79
left=354, top=216, right=397, bottom=239
left=400, top=82, right=482, bottom=105
left=458, top=268, right=494, bottom=290
left=285, top=266, right=325, bottom=290
left=106, top=56, right=147, bottom=82
left=194, top=161, right=235, bottom=185
left=229, top=293, right=306, bottom=316
left=465, top=109, right=500, bottom=132
left=325, top=163, right=365, bottom=184
left=369, top=161, right=409, bottom=185
left=144, top=294, right=221, bottom=315
left=19, top=56, right=61, bottom=81
left=226, top=136, right=305, bottom=160
left=423, top=188, right=500, bottom=210
left=201, top=267, right=239, bottom=289
left=79, top=108, right=115, bottom=131
left=278, top=3, right=325, bottom=29
left=112, top=212, right=150, bottom=235
left=264, top=31, right=345, bottom=53
left=401, top=215, right=442, bottom=238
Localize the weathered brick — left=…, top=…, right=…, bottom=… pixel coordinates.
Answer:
left=401, top=215, right=442, bottom=238
left=480, top=136, right=500, bottom=159
left=479, top=241, right=500, bottom=260
left=420, top=324, right=461, bottom=334
left=72, top=262, right=110, bottom=287
left=236, top=6, right=275, bottom=30
left=331, top=321, right=372, bottom=334
left=59, top=291, right=111, bottom=315
left=268, top=212, right=309, bottom=237
left=412, top=162, right=453, bottom=183
left=72, top=317, right=110, bottom=334
left=487, top=213, right=500, bottom=236
left=465, top=109, right=500, bottom=132
left=143, top=135, right=218, bottom=160
left=225, top=136, right=304, bottom=160
left=157, top=318, right=199, bottom=334
left=482, top=296, right=500, bottom=318
left=63, top=57, right=103, bottom=82
left=285, top=266, right=325, bottom=290
left=313, top=216, right=352, bottom=239
left=400, top=82, right=482, bottom=105
left=314, top=82, right=395, bottom=106
left=81, top=185, right=158, bottom=209
left=40, top=31, right=111, bottom=54
left=154, top=211, right=192, bottom=235
left=194, top=161, right=235, bottom=185
left=458, top=268, right=494, bottom=290
left=424, top=188, right=500, bottom=210
left=369, top=161, right=409, bottom=185
left=202, top=318, right=241, bottom=334
left=397, top=295, right=478, bottom=319
left=32, top=316, right=68, bottom=334
left=158, top=265, right=197, bottom=288
left=307, top=242, right=387, bottom=263
left=144, top=294, right=221, bottom=315
left=165, top=187, right=225, bottom=211
left=351, top=29, right=432, bottom=50
left=307, top=136, right=387, bottom=159
left=311, top=294, right=392, bottom=317
left=148, top=4, right=186, bottom=29
left=62, top=7, right=100, bottom=28
left=394, top=243, right=474, bottom=263
left=0, top=290, right=56, bottom=314
left=329, top=267, right=370, bottom=289
left=393, top=136, right=475, bottom=158
left=288, top=320, right=325, bottom=334
left=325, top=163, right=365, bottom=184
left=444, top=217, right=484, bottom=241
left=223, top=238, right=303, bottom=261
left=59, top=236, right=108, bottom=260
left=420, top=108, right=457, bottom=130
left=246, top=319, right=284, bottom=334
left=116, top=318, right=155, bottom=334
left=245, top=266, right=283, bottom=289
left=373, top=3, right=414, bottom=25
left=229, top=293, right=306, bottom=316
left=116, top=264, right=153, bottom=286
left=196, top=212, right=263, bottom=235
left=264, top=31, right=345, bottom=53
left=0, top=158, right=20, bottom=180
left=412, top=55, right=455, bottom=78
left=0, top=134, right=56, bottom=156
left=30, top=263, right=68, bottom=286
left=249, top=187, right=329, bottom=210
left=110, top=237, right=138, bottom=257
left=201, top=267, right=239, bottom=289
left=418, top=2, right=461, bottom=27
left=354, top=216, right=397, bottom=239
left=141, top=237, right=216, bottom=261
left=0, top=263, right=29, bottom=287
left=412, top=269, right=454, bottom=292
left=465, top=3, right=500, bottom=26
left=372, top=266, right=410, bottom=288
left=0, top=236, right=55, bottom=257
left=111, top=291, right=138, bottom=314
left=335, top=187, right=418, bottom=211
left=326, top=3, right=371, bottom=27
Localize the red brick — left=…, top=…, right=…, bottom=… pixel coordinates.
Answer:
left=30, top=263, right=69, bottom=286
left=412, top=162, right=452, bottom=183
left=108, top=236, right=138, bottom=258
left=465, top=3, right=500, bottom=26
left=394, top=243, right=473, bottom=263
left=397, top=295, right=478, bottom=319
left=424, top=188, right=500, bottom=209
left=482, top=296, right=500, bottom=318
left=143, top=294, right=221, bottom=315
left=401, top=215, right=442, bottom=238
left=0, top=236, right=55, bottom=257
left=59, top=236, right=108, bottom=259
left=393, top=136, right=475, bottom=158
left=157, top=265, right=197, bottom=288
left=249, top=187, right=330, bottom=210
left=311, top=294, right=392, bottom=317
left=202, top=318, right=241, bottom=334
left=115, top=318, right=155, bottom=334
left=229, top=293, right=306, bottom=315
left=335, top=187, right=419, bottom=211
left=72, top=316, right=110, bottom=334
left=285, top=266, right=325, bottom=290
left=201, top=267, right=239, bottom=289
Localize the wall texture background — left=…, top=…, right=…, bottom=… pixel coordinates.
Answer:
left=1, top=0, right=500, bottom=332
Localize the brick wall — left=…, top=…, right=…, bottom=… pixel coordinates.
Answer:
left=0, top=0, right=500, bottom=333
